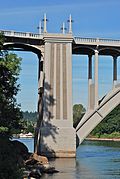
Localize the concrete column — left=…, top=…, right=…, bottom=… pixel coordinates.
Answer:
left=35, top=55, right=44, bottom=154
left=94, top=50, right=99, bottom=108
left=60, top=44, right=63, bottom=119
left=53, top=44, right=57, bottom=119
left=39, top=34, right=76, bottom=158
left=66, top=42, right=73, bottom=125
left=43, top=42, right=51, bottom=121
left=113, top=56, right=117, bottom=88
left=88, top=54, right=92, bottom=110
left=38, top=56, right=44, bottom=91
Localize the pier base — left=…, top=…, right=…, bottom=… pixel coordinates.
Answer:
left=39, top=126, right=76, bottom=158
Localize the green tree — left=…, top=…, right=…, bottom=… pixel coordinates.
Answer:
left=22, top=111, right=38, bottom=122
left=25, top=122, right=35, bottom=134
left=0, top=33, right=22, bottom=137
left=0, top=33, right=23, bottom=178
left=73, top=104, right=86, bottom=128
left=91, top=104, right=120, bottom=137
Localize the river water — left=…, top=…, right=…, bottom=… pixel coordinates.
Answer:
left=18, top=138, right=120, bottom=179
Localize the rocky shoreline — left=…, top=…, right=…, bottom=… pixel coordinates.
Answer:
left=11, top=140, right=59, bottom=179
left=23, top=153, right=59, bottom=179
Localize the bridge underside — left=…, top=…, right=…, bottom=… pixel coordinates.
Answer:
left=73, top=44, right=120, bottom=56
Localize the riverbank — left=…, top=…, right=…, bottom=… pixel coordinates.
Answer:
left=87, top=132, right=120, bottom=142
left=86, top=137, right=120, bottom=142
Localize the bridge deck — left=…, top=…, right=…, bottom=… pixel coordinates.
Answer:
left=1, top=29, right=120, bottom=56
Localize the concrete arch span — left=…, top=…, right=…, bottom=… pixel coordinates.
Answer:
left=76, top=86, right=120, bottom=145
left=72, top=45, right=95, bottom=55
left=98, top=47, right=120, bottom=56
left=3, top=42, right=42, bottom=57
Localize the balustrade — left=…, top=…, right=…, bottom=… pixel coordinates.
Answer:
left=74, top=37, right=120, bottom=45
left=0, top=30, right=43, bottom=39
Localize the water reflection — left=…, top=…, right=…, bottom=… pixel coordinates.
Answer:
left=18, top=138, right=120, bottom=179
left=76, top=141, right=120, bottom=179
left=41, top=158, right=76, bottom=179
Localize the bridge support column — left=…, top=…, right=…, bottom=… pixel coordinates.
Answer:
left=35, top=55, right=44, bottom=154
left=88, top=54, right=94, bottom=110
left=113, top=56, right=117, bottom=88
left=38, top=34, right=76, bottom=158
left=94, top=50, right=99, bottom=108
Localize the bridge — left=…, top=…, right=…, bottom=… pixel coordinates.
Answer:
left=1, top=16, right=120, bottom=157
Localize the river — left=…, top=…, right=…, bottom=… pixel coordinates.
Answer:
left=18, top=138, right=120, bottom=179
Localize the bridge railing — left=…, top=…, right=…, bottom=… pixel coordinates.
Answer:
left=74, top=37, right=120, bottom=45
left=0, top=30, right=43, bottom=39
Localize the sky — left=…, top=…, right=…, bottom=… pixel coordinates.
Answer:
left=0, top=0, right=120, bottom=111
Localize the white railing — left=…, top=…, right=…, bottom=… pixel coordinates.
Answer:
left=1, top=30, right=120, bottom=45
left=74, top=37, right=97, bottom=42
left=0, top=30, right=43, bottom=39
left=74, top=37, right=120, bottom=45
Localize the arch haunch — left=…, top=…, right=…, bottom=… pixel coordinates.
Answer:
left=3, top=42, right=41, bottom=56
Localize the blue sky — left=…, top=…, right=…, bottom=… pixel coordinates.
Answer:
left=0, top=0, right=120, bottom=111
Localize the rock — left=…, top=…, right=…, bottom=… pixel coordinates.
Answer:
left=26, top=153, right=48, bottom=164
left=34, top=163, right=59, bottom=174
left=24, top=152, right=59, bottom=177
left=33, top=153, right=49, bottom=164
left=29, top=168, right=42, bottom=178
left=42, top=166, right=59, bottom=174
left=25, top=153, right=48, bottom=167
left=23, top=170, right=31, bottom=178
left=25, top=158, right=37, bottom=166
left=12, top=140, right=29, bottom=160
left=17, top=155, right=24, bottom=167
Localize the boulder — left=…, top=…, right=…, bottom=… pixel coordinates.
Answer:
left=34, top=163, right=59, bottom=174
left=25, top=158, right=37, bottom=166
left=12, top=140, right=29, bottom=160
left=29, top=168, right=42, bottom=178
left=40, top=165, right=59, bottom=174
left=30, top=153, right=48, bottom=165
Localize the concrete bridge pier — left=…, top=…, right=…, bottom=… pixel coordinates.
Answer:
left=94, top=50, right=99, bottom=108
left=88, top=54, right=94, bottom=110
left=113, top=55, right=118, bottom=88
left=88, top=49, right=99, bottom=111
left=35, top=54, right=44, bottom=154
left=38, top=34, right=76, bottom=158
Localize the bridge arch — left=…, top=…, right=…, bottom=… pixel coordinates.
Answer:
left=99, top=47, right=120, bottom=56
left=3, top=42, right=42, bottom=57
left=73, top=45, right=95, bottom=55
left=76, top=86, right=120, bottom=145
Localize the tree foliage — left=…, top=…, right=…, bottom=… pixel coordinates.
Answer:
left=0, top=33, right=22, bottom=137
left=22, top=111, right=38, bottom=122
left=91, top=104, right=120, bottom=137
left=73, top=104, right=86, bottom=128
